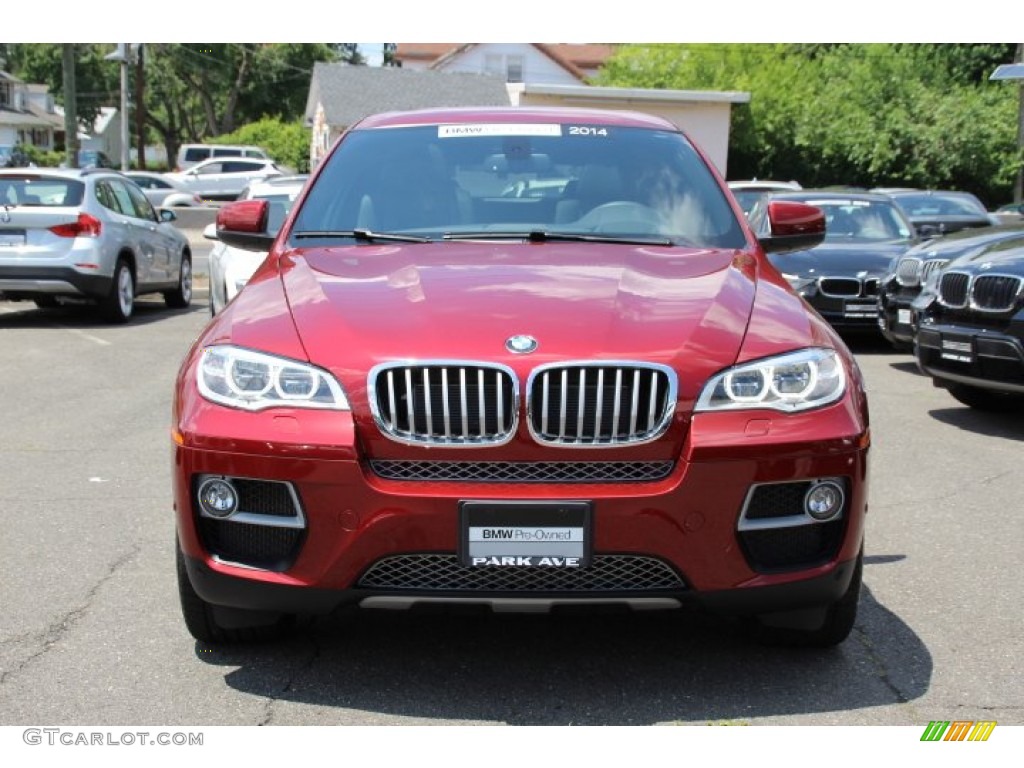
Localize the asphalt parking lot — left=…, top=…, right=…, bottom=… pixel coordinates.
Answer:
left=0, top=293, right=1021, bottom=729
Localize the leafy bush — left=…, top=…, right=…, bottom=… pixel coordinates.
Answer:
left=210, top=118, right=311, bottom=173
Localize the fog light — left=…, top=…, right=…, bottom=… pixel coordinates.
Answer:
left=804, top=480, right=845, bottom=521
left=198, top=477, right=238, bottom=518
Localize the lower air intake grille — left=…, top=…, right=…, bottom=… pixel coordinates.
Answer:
left=739, top=520, right=844, bottom=572
left=358, top=554, right=685, bottom=591
left=369, top=460, right=675, bottom=483
left=199, top=518, right=303, bottom=571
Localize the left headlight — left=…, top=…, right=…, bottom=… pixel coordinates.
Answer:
left=197, top=345, right=350, bottom=411
left=695, top=348, right=846, bottom=413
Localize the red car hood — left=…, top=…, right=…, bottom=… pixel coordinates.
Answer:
left=278, top=241, right=757, bottom=401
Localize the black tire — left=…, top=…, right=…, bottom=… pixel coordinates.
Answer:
left=100, top=258, right=134, bottom=323
left=754, top=550, right=862, bottom=648
left=947, top=383, right=1024, bottom=413
left=176, top=539, right=289, bottom=644
left=33, top=296, right=60, bottom=309
left=164, top=252, right=192, bottom=309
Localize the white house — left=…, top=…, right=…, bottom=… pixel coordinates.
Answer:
left=395, top=43, right=616, bottom=83
left=0, top=71, right=62, bottom=151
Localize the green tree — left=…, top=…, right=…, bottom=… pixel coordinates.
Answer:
left=596, top=43, right=1020, bottom=204
left=212, top=117, right=312, bottom=173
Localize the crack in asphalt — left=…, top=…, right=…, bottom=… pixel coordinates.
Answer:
left=258, top=632, right=323, bottom=726
left=0, top=545, right=141, bottom=688
left=852, top=623, right=910, bottom=706
left=871, top=469, right=1015, bottom=512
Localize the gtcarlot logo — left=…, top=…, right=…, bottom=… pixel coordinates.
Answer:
left=23, top=729, right=203, bottom=747
left=920, top=721, right=996, bottom=742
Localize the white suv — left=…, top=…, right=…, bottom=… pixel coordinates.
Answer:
left=175, top=144, right=270, bottom=171
left=206, top=175, right=307, bottom=315
left=164, top=158, right=282, bottom=201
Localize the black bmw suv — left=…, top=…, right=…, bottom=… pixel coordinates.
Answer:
left=914, top=238, right=1024, bottom=411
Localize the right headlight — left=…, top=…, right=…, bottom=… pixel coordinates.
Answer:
left=197, top=345, right=349, bottom=412
left=695, top=348, right=846, bottom=413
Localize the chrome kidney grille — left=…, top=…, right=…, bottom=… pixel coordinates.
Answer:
left=972, top=274, right=1023, bottom=312
left=370, top=362, right=518, bottom=446
left=527, top=363, right=677, bottom=446
left=895, top=257, right=922, bottom=287
left=939, top=271, right=971, bottom=308
left=920, top=259, right=948, bottom=286
left=819, top=277, right=879, bottom=298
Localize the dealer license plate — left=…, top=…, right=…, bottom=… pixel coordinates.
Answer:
left=0, top=230, right=26, bottom=248
left=844, top=300, right=877, bottom=319
left=940, top=336, right=974, bottom=364
left=460, top=501, right=591, bottom=567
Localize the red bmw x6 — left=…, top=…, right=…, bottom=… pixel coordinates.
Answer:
left=173, top=107, right=870, bottom=646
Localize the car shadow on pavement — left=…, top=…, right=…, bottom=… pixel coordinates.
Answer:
left=194, top=577, right=930, bottom=725
left=927, top=406, right=1024, bottom=441
left=0, top=295, right=208, bottom=329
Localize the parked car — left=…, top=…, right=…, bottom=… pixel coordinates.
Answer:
left=878, top=223, right=1024, bottom=350
left=77, top=149, right=117, bottom=169
left=206, top=175, right=308, bottom=315
left=123, top=171, right=205, bottom=208
left=173, top=107, right=870, bottom=648
left=163, top=157, right=282, bottom=201
left=0, top=168, right=192, bottom=322
left=1, top=144, right=31, bottom=168
left=175, top=143, right=270, bottom=171
left=727, top=179, right=802, bottom=217
left=914, top=238, right=1024, bottom=411
left=747, top=190, right=917, bottom=333
left=883, top=189, right=997, bottom=238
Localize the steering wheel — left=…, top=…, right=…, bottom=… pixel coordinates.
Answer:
left=578, top=201, right=663, bottom=232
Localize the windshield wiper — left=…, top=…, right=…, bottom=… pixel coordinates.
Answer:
left=442, top=230, right=674, bottom=246
left=292, top=229, right=431, bottom=243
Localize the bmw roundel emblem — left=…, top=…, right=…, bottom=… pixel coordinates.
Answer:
left=506, top=335, right=539, bottom=354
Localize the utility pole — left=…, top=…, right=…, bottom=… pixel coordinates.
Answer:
left=105, top=43, right=131, bottom=171
left=61, top=44, right=78, bottom=168
left=135, top=44, right=146, bottom=170
left=992, top=45, right=1024, bottom=203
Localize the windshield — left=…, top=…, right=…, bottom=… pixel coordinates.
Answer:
left=292, top=124, right=746, bottom=248
left=893, top=193, right=987, bottom=217
left=251, top=191, right=299, bottom=235
left=801, top=199, right=915, bottom=242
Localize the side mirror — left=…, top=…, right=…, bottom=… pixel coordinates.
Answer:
left=216, top=199, right=275, bottom=251
left=758, top=200, right=826, bottom=254
left=202, top=222, right=218, bottom=241
left=159, top=208, right=177, bottom=223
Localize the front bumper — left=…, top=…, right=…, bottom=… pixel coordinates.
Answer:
left=173, top=399, right=870, bottom=618
left=917, top=322, right=1024, bottom=394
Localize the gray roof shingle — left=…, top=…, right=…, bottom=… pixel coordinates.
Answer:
left=306, top=63, right=511, bottom=128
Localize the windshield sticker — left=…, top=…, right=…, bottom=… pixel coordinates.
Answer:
left=438, top=124, right=563, bottom=138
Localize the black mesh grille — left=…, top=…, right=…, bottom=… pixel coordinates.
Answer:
left=819, top=278, right=862, bottom=297
left=972, top=275, right=1021, bottom=312
left=232, top=478, right=298, bottom=517
left=198, top=518, right=303, bottom=571
left=940, top=272, right=971, bottom=308
left=740, top=521, right=844, bottom=572
left=863, top=278, right=880, bottom=297
left=372, top=364, right=516, bottom=444
left=744, top=482, right=811, bottom=520
left=369, top=460, right=675, bottom=483
left=528, top=364, right=675, bottom=445
left=358, top=554, right=685, bottom=592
